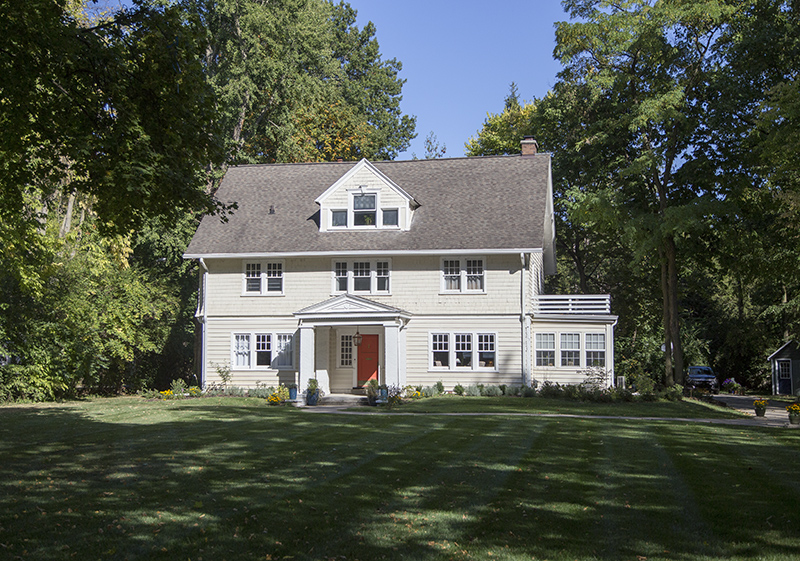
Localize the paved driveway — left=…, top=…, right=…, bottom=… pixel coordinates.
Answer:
left=712, top=394, right=798, bottom=428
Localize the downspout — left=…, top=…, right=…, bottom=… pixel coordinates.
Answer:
left=520, top=253, right=532, bottom=387
left=198, top=258, right=209, bottom=389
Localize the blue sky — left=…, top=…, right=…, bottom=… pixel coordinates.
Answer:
left=349, top=1, right=569, bottom=159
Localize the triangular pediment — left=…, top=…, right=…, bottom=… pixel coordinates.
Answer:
left=295, top=294, right=409, bottom=318
left=315, top=158, right=415, bottom=206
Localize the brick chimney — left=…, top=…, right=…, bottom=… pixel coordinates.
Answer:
left=521, top=136, right=538, bottom=156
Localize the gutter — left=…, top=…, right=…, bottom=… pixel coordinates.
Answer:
left=198, top=258, right=209, bottom=389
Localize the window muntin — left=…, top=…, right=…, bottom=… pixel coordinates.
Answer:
left=273, top=334, right=294, bottom=369
left=585, top=333, right=606, bottom=367
left=455, top=334, right=472, bottom=367
left=234, top=334, right=251, bottom=367
left=255, top=334, right=271, bottom=366
left=335, top=262, right=348, bottom=292
left=340, top=335, right=353, bottom=367
left=441, top=257, right=486, bottom=293
left=478, top=334, right=495, bottom=368
left=243, top=261, right=284, bottom=295
left=245, top=263, right=261, bottom=293
left=332, top=260, right=391, bottom=295
left=266, top=263, right=283, bottom=292
left=331, top=210, right=347, bottom=227
left=432, top=334, right=450, bottom=368
left=443, top=260, right=461, bottom=291
left=561, top=333, right=581, bottom=367
left=353, top=262, right=371, bottom=292
left=466, top=259, right=484, bottom=290
left=376, top=261, right=390, bottom=292
left=535, top=333, right=556, bottom=367
left=232, top=332, right=294, bottom=369
left=430, top=332, right=496, bottom=371
left=353, top=194, right=377, bottom=226
left=382, top=209, right=399, bottom=227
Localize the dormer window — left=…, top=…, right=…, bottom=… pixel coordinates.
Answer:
left=353, top=194, right=376, bottom=226
left=331, top=210, right=347, bottom=227
left=382, top=209, right=398, bottom=226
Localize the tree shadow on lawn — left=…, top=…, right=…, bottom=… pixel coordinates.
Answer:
left=2, top=403, right=800, bottom=560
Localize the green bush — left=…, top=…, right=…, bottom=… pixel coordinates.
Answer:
left=498, top=384, right=507, bottom=395
left=422, top=386, right=436, bottom=398
left=483, top=385, right=502, bottom=397
left=464, top=384, right=481, bottom=396
left=521, top=384, right=537, bottom=398
left=434, top=380, right=444, bottom=394
left=506, top=385, right=521, bottom=397
left=453, top=384, right=464, bottom=396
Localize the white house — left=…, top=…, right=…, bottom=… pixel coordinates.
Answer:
left=184, top=139, right=617, bottom=394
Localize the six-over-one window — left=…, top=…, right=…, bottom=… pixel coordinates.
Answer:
left=333, top=260, right=390, bottom=294
left=430, top=332, right=496, bottom=370
left=535, top=332, right=606, bottom=368
left=441, top=258, right=485, bottom=293
left=233, top=333, right=294, bottom=369
left=243, top=262, right=283, bottom=295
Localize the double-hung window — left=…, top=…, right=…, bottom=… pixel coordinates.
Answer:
left=430, top=332, right=497, bottom=371
left=585, top=334, right=606, bottom=367
left=243, top=261, right=284, bottom=295
left=353, top=194, right=377, bottom=226
left=441, top=257, right=486, bottom=293
left=332, top=259, right=391, bottom=295
left=232, top=332, right=295, bottom=369
left=560, top=333, right=581, bottom=367
left=535, top=333, right=556, bottom=367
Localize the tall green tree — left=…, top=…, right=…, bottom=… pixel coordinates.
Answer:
left=554, top=0, right=736, bottom=384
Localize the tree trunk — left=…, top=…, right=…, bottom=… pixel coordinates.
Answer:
left=660, top=245, right=674, bottom=386
left=665, top=234, right=683, bottom=385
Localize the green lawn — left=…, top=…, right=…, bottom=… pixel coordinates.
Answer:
left=389, top=395, right=744, bottom=418
left=1, top=396, right=799, bottom=561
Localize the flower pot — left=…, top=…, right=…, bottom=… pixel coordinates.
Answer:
left=306, top=389, right=319, bottom=406
left=755, top=408, right=766, bottom=417
left=289, top=387, right=298, bottom=401
left=789, top=413, right=800, bottom=425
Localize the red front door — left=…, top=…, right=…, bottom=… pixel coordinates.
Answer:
left=357, top=334, right=379, bottom=387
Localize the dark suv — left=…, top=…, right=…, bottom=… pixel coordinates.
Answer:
left=685, top=366, right=719, bottom=393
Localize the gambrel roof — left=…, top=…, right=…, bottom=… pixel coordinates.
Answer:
left=185, top=154, right=556, bottom=270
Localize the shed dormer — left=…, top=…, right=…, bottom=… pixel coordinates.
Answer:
left=315, top=158, right=418, bottom=232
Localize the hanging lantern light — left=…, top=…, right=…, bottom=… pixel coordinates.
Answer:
left=353, top=329, right=363, bottom=347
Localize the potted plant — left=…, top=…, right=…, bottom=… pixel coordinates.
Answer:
left=378, top=383, right=389, bottom=404
left=306, top=379, right=321, bottom=406
left=753, top=399, right=768, bottom=417
left=365, top=379, right=379, bottom=406
left=787, top=403, right=800, bottom=424
left=288, top=383, right=298, bottom=401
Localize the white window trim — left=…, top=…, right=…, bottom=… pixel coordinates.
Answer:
left=241, top=260, right=285, bottom=296
left=324, top=188, right=403, bottom=231
left=439, top=256, right=487, bottom=294
left=331, top=258, right=392, bottom=296
left=230, top=332, right=295, bottom=370
left=428, top=331, right=498, bottom=372
left=534, top=332, right=607, bottom=369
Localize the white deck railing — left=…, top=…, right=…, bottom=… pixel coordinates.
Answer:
left=533, top=294, right=611, bottom=315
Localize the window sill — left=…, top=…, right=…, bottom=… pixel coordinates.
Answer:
left=240, top=293, right=285, bottom=297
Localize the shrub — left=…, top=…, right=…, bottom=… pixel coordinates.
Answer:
left=483, top=385, right=502, bottom=397
left=521, top=384, right=537, bottom=398
left=464, top=384, right=481, bottom=396
left=386, top=385, right=403, bottom=407
left=421, top=386, right=436, bottom=398
left=248, top=384, right=272, bottom=399
left=506, top=385, right=521, bottom=397
left=538, top=381, right=563, bottom=398
left=661, top=384, right=684, bottom=401
left=170, top=378, right=188, bottom=397
left=498, top=384, right=507, bottom=395
left=434, top=380, right=444, bottom=394
left=453, top=384, right=464, bottom=396
left=631, top=371, right=656, bottom=395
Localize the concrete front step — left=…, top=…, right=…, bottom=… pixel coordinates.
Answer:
left=318, top=393, right=369, bottom=406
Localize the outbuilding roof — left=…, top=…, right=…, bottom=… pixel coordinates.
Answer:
left=184, top=154, right=555, bottom=261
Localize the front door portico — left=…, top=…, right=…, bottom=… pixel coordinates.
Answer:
left=294, top=294, right=410, bottom=395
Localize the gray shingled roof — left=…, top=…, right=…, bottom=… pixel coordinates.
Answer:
left=184, top=154, right=551, bottom=256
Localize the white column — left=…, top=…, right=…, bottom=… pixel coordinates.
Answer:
left=315, top=327, right=331, bottom=394
left=298, top=325, right=316, bottom=394
left=384, top=323, right=401, bottom=387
